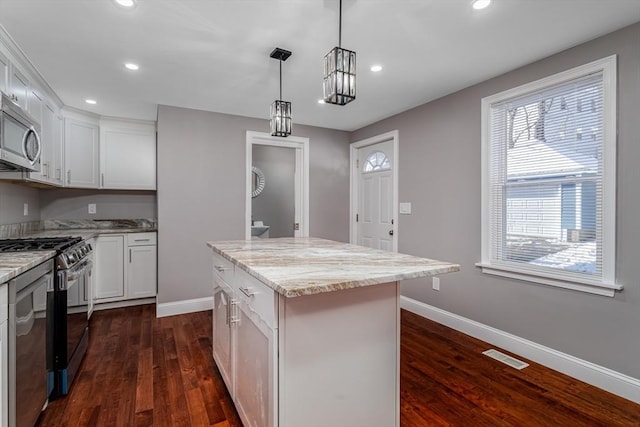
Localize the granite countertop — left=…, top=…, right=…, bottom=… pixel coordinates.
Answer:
left=207, top=237, right=460, bottom=297
left=21, top=228, right=157, bottom=240
left=0, top=251, right=56, bottom=284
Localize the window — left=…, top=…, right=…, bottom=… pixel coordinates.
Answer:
left=479, top=56, right=621, bottom=297
left=363, top=151, right=391, bottom=172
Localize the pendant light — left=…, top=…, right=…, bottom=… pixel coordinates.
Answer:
left=323, top=0, right=356, bottom=105
left=270, top=47, right=292, bottom=137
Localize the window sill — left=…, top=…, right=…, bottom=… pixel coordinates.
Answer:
left=475, top=263, right=623, bottom=297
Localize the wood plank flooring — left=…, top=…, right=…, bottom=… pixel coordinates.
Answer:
left=36, top=305, right=640, bottom=427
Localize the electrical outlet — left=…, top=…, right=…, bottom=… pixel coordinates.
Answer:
left=432, top=276, right=440, bottom=291
left=88, top=203, right=97, bottom=214
left=23, top=203, right=28, bottom=216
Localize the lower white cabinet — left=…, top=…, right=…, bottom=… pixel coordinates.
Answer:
left=94, top=233, right=157, bottom=304
left=94, top=235, right=125, bottom=299
left=212, top=257, right=277, bottom=427
left=127, top=233, right=157, bottom=299
left=1, top=284, right=8, bottom=427
left=211, top=254, right=401, bottom=427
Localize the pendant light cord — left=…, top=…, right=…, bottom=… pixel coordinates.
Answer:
left=338, top=0, right=342, bottom=47
left=279, top=60, right=283, bottom=100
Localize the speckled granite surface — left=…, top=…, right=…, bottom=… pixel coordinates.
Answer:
left=0, top=251, right=56, bottom=284
left=207, top=237, right=460, bottom=297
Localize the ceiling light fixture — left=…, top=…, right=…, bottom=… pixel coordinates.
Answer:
left=85, top=99, right=97, bottom=105
left=124, top=63, right=139, bottom=71
left=115, top=0, right=135, bottom=7
left=370, top=65, right=382, bottom=72
left=323, top=0, right=356, bottom=105
left=269, top=47, right=292, bottom=138
left=472, top=0, right=491, bottom=10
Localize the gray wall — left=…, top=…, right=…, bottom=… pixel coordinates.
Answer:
left=252, top=145, right=295, bottom=238
left=351, top=23, right=640, bottom=379
left=39, top=189, right=157, bottom=220
left=156, top=105, right=350, bottom=304
left=0, top=181, right=40, bottom=224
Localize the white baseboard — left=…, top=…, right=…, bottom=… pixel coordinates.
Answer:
left=401, top=296, right=640, bottom=404
left=93, top=297, right=156, bottom=312
left=156, top=296, right=213, bottom=318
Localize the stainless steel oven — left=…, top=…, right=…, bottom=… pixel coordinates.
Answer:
left=8, top=259, right=54, bottom=427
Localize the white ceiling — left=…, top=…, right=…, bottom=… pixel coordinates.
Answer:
left=1, top=0, right=639, bottom=131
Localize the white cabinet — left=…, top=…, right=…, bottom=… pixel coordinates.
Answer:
left=40, top=106, right=64, bottom=185
left=94, top=235, right=125, bottom=299
left=126, top=233, right=157, bottom=298
left=234, top=269, right=277, bottom=427
left=94, top=233, right=157, bottom=305
left=0, top=284, right=8, bottom=427
left=28, top=88, right=43, bottom=125
left=100, top=120, right=156, bottom=190
left=8, top=66, right=29, bottom=110
left=212, top=275, right=234, bottom=393
left=0, top=50, right=8, bottom=94
left=64, top=116, right=100, bottom=188
left=211, top=258, right=277, bottom=427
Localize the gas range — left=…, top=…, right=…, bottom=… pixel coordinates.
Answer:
left=0, top=236, right=92, bottom=269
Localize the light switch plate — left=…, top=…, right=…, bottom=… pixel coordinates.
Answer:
left=88, top=203, right=97, bottom=214
left=23, top=203, right=28, bottom=216
left=399, top=202, right=412, bottom=214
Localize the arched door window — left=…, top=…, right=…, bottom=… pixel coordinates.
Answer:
left=363, top=151, right=391, bottom=172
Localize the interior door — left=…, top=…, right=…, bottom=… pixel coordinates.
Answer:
left=357, top=140, right=395, bottom=251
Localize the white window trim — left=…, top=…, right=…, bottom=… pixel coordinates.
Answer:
left=478, top=55, right=622, bottom=297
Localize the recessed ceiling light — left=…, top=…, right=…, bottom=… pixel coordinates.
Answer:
left=317, top=99, right=325, bottom=104
left=124, top=63, right=139, bottom=71
left=114, top=0, right=135, bottom=7
left=472, top=0, right=491, bottom=10
left=370, top=65, right=383, bottom=72
left=85, top=99, right=97, bottom=105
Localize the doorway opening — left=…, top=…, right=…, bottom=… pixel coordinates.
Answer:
left=245, top=131, right=309, bottom=240
left=350, top=130, right=399, bottom=251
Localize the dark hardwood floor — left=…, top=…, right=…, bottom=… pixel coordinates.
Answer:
left=36, top=305, right=640, bottom=427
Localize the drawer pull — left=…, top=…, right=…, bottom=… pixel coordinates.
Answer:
left=134, top=238, right=151, bottom=242
left=239, top=287, right=257, bottom=297
left=215, top=265, right=227, bottom=272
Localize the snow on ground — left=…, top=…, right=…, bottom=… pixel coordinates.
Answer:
left=529, top=241, right=596, bottom=274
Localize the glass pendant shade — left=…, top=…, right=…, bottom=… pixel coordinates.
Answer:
left=323, top=47, right=356, bottom=105
left=270, top=99, right=292, bottom=137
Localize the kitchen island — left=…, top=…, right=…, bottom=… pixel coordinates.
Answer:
left=207, top=237, right=459, bottom=427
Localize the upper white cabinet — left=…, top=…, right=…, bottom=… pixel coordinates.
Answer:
left=100, top=119, right=156, bottom=190
left=8, top=65, right=29, bottom=110
left=0, top=50, right=8, bottom=94
left=64, top=113, right=100, bottom=188
left=40, top=105, right=64, bottom=185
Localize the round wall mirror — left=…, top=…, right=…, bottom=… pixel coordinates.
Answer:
left=251, top=166, right=266, bottom=198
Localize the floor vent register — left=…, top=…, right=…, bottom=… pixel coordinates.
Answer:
left=482, top=349, right=530, bottom=370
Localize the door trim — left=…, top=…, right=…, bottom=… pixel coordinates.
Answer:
left=350, top=130, right=399, bottom=252
left=245, top=131, right=310, bottom=240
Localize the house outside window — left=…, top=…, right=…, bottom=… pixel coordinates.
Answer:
left=479, top=56, right=622, bottom=297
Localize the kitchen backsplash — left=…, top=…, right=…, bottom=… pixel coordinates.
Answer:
left=0, top=218, right=156, bottom=238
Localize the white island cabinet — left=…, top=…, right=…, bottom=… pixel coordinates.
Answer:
left=208, top=237, right=459, bottom=427
left=0, top=283, right=7, bottom=427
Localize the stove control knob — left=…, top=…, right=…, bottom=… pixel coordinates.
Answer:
left=67, top=253, right=75, bottom=263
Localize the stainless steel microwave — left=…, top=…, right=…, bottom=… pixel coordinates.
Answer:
left=0, top=92, right=41, bottom=171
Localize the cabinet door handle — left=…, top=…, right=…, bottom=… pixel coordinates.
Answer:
left=134, top=239, right=151, bottom=242
left=101, top=173, right=104, bottom=187
left=239, top=287, right=256, bottom=298
left=215, top=265, right=227, bottom=272
left=55, top=168, right=61, bottom=180
left=43, top=162, right=49, bottom=178
left=230, top=300, right=240, bottom=324
left=67, top=170, right=71, bottom=184
left=129, top=248, right=132, bottom=263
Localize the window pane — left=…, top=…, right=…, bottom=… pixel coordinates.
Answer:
left=490, top=73, right=604, bottom=277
